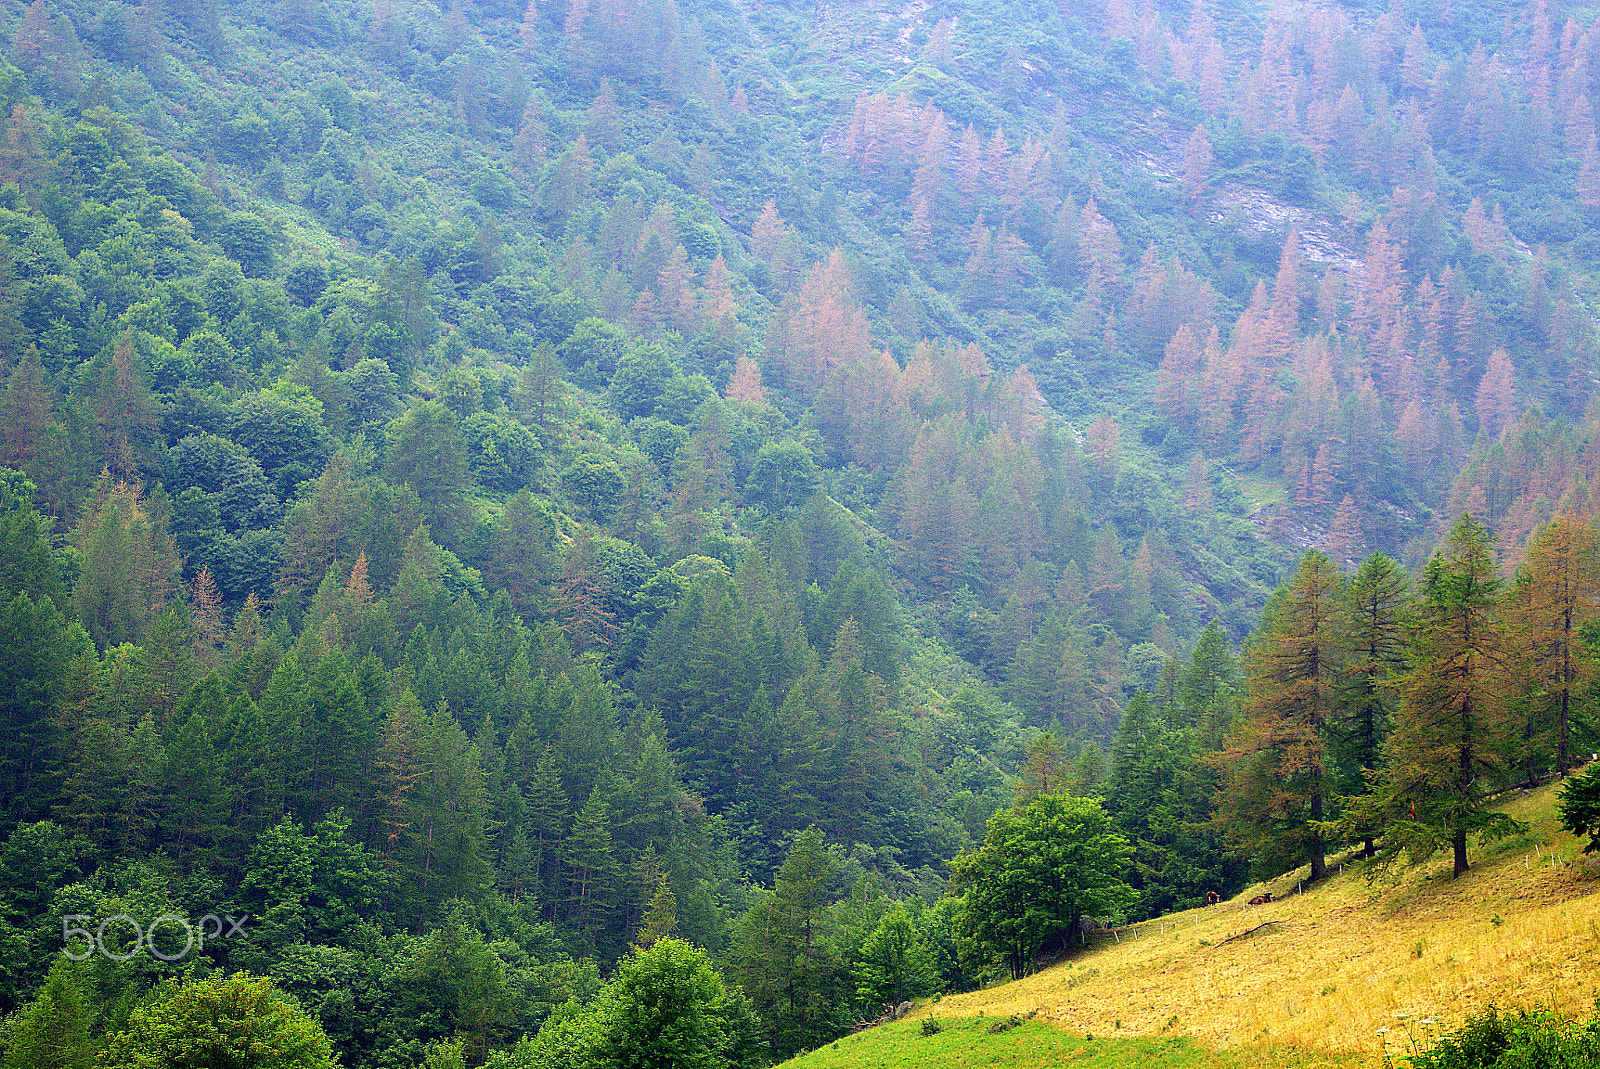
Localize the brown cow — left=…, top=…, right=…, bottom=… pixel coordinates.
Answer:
left=1205, top=890, right=1220, bottom=906
left=1247, top=893, right=1273, bottom=905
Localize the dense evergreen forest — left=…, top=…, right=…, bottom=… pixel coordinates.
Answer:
left=3, top=0, right=1600, bottom=1061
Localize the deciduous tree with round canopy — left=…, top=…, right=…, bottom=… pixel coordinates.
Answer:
left=951, top=793, right=1134, bottom=980
left=745, top=440, right=820, bottom=512
left=562, top=453, right=625, bottom=523
left=102, top=972, right=335, bottom=1069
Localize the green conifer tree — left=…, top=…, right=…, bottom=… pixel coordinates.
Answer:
left=1350, top=516, right=1522, bottom=877
left=731, top=826, right=846, bottom=1056
left=0, top=592, right=91, bottom=822
left=159, top=712, right=228, bottom=871
left=1332, top=553, right=1410, bottom=855
left=563, top=784, right=619, bottom=951
left=0, top=468, right=61, bottom=603
left=1, top=958, right=94, bottom=1069
left=385, top=400, right=472, bottom=546
left=635, top=873, right=678, bottom=949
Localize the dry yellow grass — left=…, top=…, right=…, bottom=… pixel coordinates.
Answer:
left=936, top=782, right=1600, bottom=1065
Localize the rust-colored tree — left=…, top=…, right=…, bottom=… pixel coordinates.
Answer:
left=1509, top=517, right=1599, bottom=778
left=547, top=135, right=593, bottom=220
left=586, top=78, right=621, bottom=150
left=1155, top=323, right=1201, bottom=422
left=1401, top=23, right=1429, bottom=91
left=1181, top=124, right=1214, bottom=202
left=923, top=17, right=954, bottom=66
left=90, top=333, right=159, bottom=480
left=1213, top=551, right=1342, bottom=882
left=1462, top=197, right=1496, bottom=255
left=190, top=565, right=225, bottom=667
left=1474, top=348, right=1517, bottom=439
left=1580, top=136, right=1600, bottom=208
left=557, top=529, right=618, bottom=653
left=907, top=196, right=933, bottom=254
left=1084, top=415, right=1121, bottom=484
left=912, top=109, right=949, bottom=205
left=512, top=97, right=549, bottom=175
left=656, top=244, right=697, bottom=332
left=1325, top=494, right=1365, bottom=566
left=700, top=253, right=737, bottom=326
left=724, top=355, right=765, bottom=404
left=763, top=250, right=871, bottom=396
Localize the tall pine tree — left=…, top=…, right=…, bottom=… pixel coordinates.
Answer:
left=1353, top=516, right=1521, bottom=877
left=1331, top=553, right=1410, bottom=854
left=1509, top=517, right=1599, bottom=778
left=1214, top=552, right=1341, bottom=881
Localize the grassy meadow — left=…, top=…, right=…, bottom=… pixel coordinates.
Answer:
left=784, top=1016, right=1363, bottom=1069
left=799, top=781, right=1600, bottom=1068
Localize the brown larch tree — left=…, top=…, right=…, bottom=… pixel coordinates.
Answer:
left=1084, top=415, right=1121, bottom=484
left=1462, top=197, right=1495, bottom=255
left=1401, top=24, right=1429, bottom=91
left=913, top=109, right=949, bottom=204
left=1474, top=348, right=1517, bottom=439
left=1155, top=323, right=1201, bottom=422
left=586, top=78, right=621, bottom=150
left=557, top=529, right=618, bottom=653
left=518, top=0, right=539, bottom=52
left=563, top=0, right=589, bottom=65
left=724, top=355, right=765, bottom=404
left=547, top=135, right=593, bottom=219
left=1181, top=124, right=1214, bottom=202
left=907, top=196, right=933, bottom=254
left=923, top=17, right=954, bottom=66
left=1580, top=137, right=1600, bottom=207
left=983, top=127, right=1010, bottom=187
left=1326, top=495, right=1364, bottom=566
left=700, top=254, right=737, bottom=325
left=1214, top=551, right=1342, bottom=882
left=955, top=124, right=983, bottom=206
left=190, top=565, right=225, bottom=666
left=656, top=244, right=697, bottom=332
left=1510, top=517, right=1599, bottom=778
left=91, top=333, right=159, bottom=480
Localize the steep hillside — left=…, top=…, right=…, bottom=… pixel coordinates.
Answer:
left=10, top=0, right=1593, bottom=667
left=5, top=0, right=1600, bottom=1064
left=917, top=782, right=1600, bottom=1062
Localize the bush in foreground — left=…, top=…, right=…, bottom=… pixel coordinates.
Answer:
left=1406, top=1007, right=1600, bottom=1068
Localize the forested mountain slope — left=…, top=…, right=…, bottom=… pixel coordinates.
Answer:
left=0, top=0, right=1598, bottom=1063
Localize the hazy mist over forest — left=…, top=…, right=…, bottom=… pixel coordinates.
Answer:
left=2, top=0, right=1600, bottom=1063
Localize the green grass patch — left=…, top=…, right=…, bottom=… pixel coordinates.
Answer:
left=782, top=1016, right=1362, bottom=1069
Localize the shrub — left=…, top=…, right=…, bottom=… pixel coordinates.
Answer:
left=1407, top=1008, right=1600, bottom=1068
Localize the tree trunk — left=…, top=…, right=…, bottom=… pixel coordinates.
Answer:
left=1308, top=791, right=1327, bottom=881
left=1559, top=685, right=1572, bottom=776
left=1525, top=706, right=1538, bottom=788
left=1456, top=721, right=1473, bottom=879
